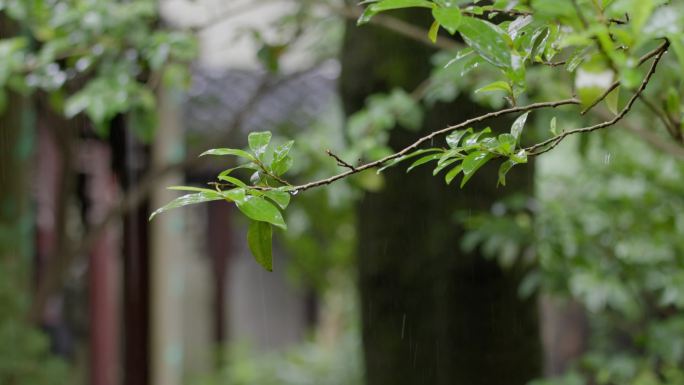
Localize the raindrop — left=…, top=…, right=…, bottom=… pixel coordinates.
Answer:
left=290, top=189, right=299, bottom=196
left=25, top=74, right=39, bottom=87
left=91, top=44, right=104, bottom=56
left=76, top=57, right=91, bottom=72
left=401, top=313, right=406, bottom=340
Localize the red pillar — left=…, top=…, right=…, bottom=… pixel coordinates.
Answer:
left=82, top=141, right=120, bottom=385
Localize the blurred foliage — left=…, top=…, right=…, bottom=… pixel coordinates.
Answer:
left=0, top=0, right=197, bottom=383
left=194, top=278, right=363, bottom=385
left=0, top=268, right=71, bottom=385
left=0, top=0, right=196, bottom=138
left=4, top=0, right=684, bottom=383
left=461, top=133, right=684, bottom=384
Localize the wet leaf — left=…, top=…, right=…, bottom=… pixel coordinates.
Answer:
left=248, top=131, right=272, bottom=159
left=377, top=149, right=442, bottom=173
left=264, top=190, right=291, bottom=209
left=428, top=20, right=440, bottom=43
left=446, top=128, right=473, bottom=148
left=461, top=151, right=493, bottom=187
left=247, top=221, right=273, bottom=271
left=459, top=16, right=512, bottom=70
left=445, top=164, right=463, bottom=185
left=497, top=159, right=516, bottom=186
left=432, top=7, right=462, bottom=35
left=217, top=175, right=248, bottom=188
left=200, top=148, right=256, bottom=161
left=236, top=194, right=287, bottom=229
left=475, top=80, right=512, bottom=95
left=149, top=191, right=223, bottom=220
left=407, top=153, right=442, bottom=172
left=510, top=112, right=529, bottom=143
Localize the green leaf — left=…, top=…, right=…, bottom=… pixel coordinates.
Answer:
left=433, top=157, right=460, bottom=175
left=149, top=191, right=223, bottom=220
left=463, top=127, right=492, bottom=148
left=432, top=7, right=462, bottom=35
left=272, top=155, right=293, bottom=176
left=371, top=0, right=433, bottom=12
left=358, top=0, right=434, bottom=25
left=575, top=60, right=614, bottom=110
left=247, top=221, right=273, bottom=271
left=460, top=151, right=493, bottom=187
left=445, top=164, right=463, bottom=185
left=274, top=140, right=294, bottom=160
left=264, top=190, right=291, bottom=209
left=496, top=133, right=516, bottom=155
left=446, top=128, right=473, bottom=149
left=437, top=149, right=461, bottom=165
left=475, top=81, right=512, bottom=95
left=200, top=148, right=256, bottom=161
left=458, top=16, right=512, bottom=70
left=377, top=149, right=442, bottom=173
left=235, top=195, right=287, bottom=229
left=445, top=48, right=474, bottom=68
left=605, top=87, right=619, bottom=115
left=217, top=175, right=248, bottom=188
left=510, top=112, right=529, bottom=143
left=223, top=188, right=246, bottom=202
left=407, top=153, right=442, bottom=172
left=428, top=20, right=440, bottom=43
left=510, top=149, right=528, bottom=164
left=497, top=159, right=515, bottom=186
left=167, top=186, right=219, bottom=194
left=248, top=131, right=272, bottom=158
left=549, top=117, right=558, bottom=136
left=630, top=0, right=655, bottom=34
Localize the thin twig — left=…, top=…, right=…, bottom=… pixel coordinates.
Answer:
left=326, top=149, right=356, bottom=171
left=580, top=41, right=668, bottom=115
left=638, top=95, right=682, bottom=141
left=594, top=109, right=684, bottom=161
left=541, top=60, right=567, bottom=67
left=526, top=42, right=668, bottom=156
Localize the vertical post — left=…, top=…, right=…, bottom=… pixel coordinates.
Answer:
left=150, top=87, right=186, bottom=385
left=82, top=141, right=120, bottom=385
left=111, top=114, right=151, bottom=385
left=207, top=202, right=232, bottom=348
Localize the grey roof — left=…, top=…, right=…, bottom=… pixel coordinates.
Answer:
left=183, top=61, right=339, bottom=137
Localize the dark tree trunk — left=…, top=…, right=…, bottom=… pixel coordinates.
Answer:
left=339, top=11, right=542, bottom=385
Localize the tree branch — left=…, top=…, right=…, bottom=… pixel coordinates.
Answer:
left=326, top=149, right=356, bottom=171
left=275, top=98, right=579, bottom=193
left=526, top=42, right=668, bottom=156
left=593, top=109, right=684, bottom=161
left=638, top=94, right=682, bottom=142
left=580, top=41, right=668, bottom=115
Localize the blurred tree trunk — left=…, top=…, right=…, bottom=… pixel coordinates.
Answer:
left=340, top=11, right=542, bottom=385
left=0, top=16, right=32, bottom=312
